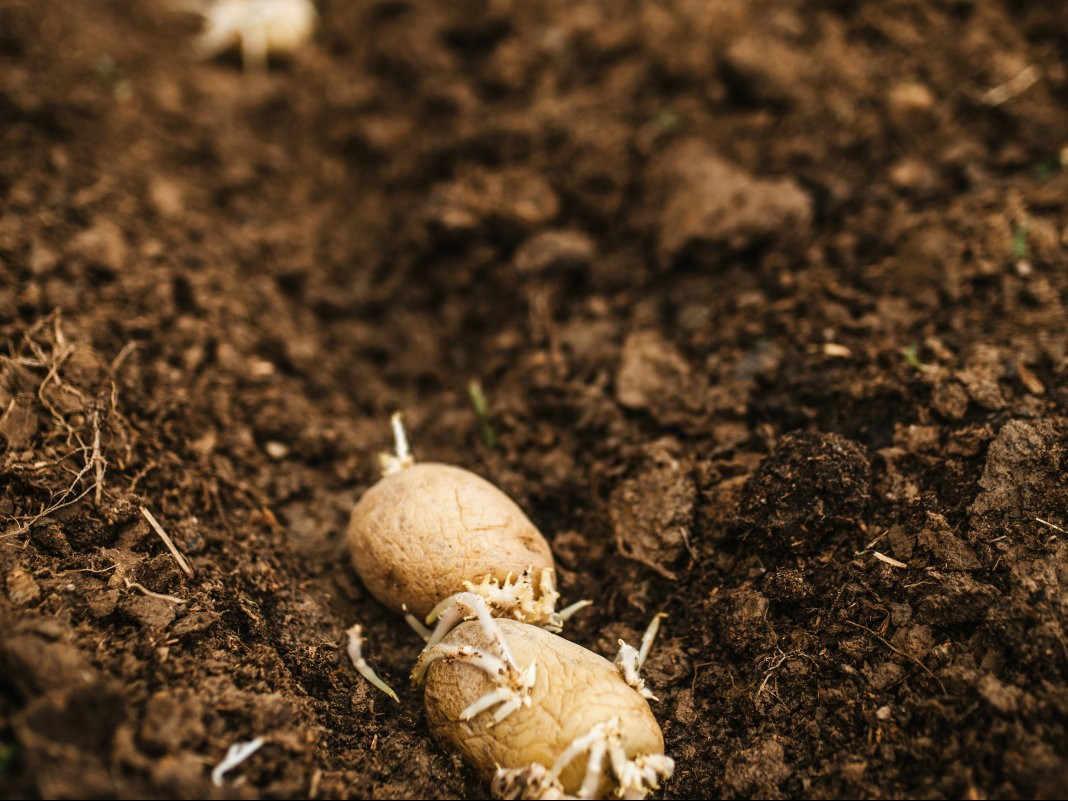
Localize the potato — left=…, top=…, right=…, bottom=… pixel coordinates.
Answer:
left=193, top=0, right=317, bottom=70
left=422, top=619, right=667, bottom=797
left=348, top=462, right=555, bottom=619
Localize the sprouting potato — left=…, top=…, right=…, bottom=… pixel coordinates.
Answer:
left=347, top=415, right=588, bottom=627
left=349, top=461, right=554, bottom=618
left=189, top=0, right=317, bottom=70
left=415, top=609, right=673, bottom=799
left=343, top=416, right=673, bottom=796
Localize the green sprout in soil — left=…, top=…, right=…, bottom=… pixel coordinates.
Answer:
left=653, top=109, right=682, bottom=133
left=901, top=344, right=928, bottom=371
left=467, top=380, right=497, bottom=449
left=1011, top=223, right=1030, bottom=261
left=94, top=55, right=119, bottom=85
left=0, top=742, right=16, bottom=775
left=1034, top=158, right=1059, bottom=181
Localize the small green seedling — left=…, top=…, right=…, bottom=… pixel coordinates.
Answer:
left=0, top=743, right=16, bottom=775
left=901, top=344, right=928, bottom=371
left=467, top=380, right=497, bottom=449
left=1011, top=223, right=1030, bottom=261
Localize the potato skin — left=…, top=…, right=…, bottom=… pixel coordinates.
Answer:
left=348, top=463, right=554, bottom=618
left=424, top=619, right=665, bottom=795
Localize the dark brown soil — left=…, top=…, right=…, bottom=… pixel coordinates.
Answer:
left=2, top=1, right=1067, bottom=798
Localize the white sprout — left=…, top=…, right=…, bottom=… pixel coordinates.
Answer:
left=378, top=411, right=415, bottom=476
left=189, top=0, right=317, bottom=71
left=423, top=591, right=518, bottom=668
left=346, top=624, right=399, bottom=702
left=403, top=602, right=432, bottom=641
left=491, top=762, right=570, bottom=800
left=495, top=718, right=674, bottom=800
left=211, top=736, right=265, bottom=787
left=414, top=643, right=509, bottom=683
left=413, top=594, right=537, bottom=726
left=556, top=598, right=594, bottom=625
left=615, top=612, right=666, bottom=701
left=445, top=567, right=591, bottom=632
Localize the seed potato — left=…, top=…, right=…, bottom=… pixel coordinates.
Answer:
left=348, top=463, right=555, bottom=618
left=423, top=619, right=665, bottom=796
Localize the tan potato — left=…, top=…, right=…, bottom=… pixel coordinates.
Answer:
left=423, top=619, right=667, bottom=797
left=348, top=462, right=554, bottom=619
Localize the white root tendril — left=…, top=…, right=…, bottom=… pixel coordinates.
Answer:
left=578, top=737, right=606, bottom=798
left=211, top=736, right=266, bottom=787
left=414, top=643, right=508, bottom=682
left=346, top=624, right=399, bottom=702
left=638, top=612, right=665, bottom=667
left=556, top=598, right=594, bottom=624
left=438, top=567, right=591, bottom=632
left=379, top=411, right=415, bottom=475
left=615, top=612, right=666, bottom=701
left=492, top=718, right=675, bottom=800
left=413, top=594, right=536, bottom=726
left=424, top=591, right=519, bottom=666
left=491, top=762, right=570, bottom=800
left=403, top=603, right=432, bottom=641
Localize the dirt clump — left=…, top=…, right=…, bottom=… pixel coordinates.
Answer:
left=739, top=431, right=871, bottom=554
left=648, top=138, right=812, bottom=267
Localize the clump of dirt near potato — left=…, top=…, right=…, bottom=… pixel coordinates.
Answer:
left=1, top=1, right=1066, bottom=798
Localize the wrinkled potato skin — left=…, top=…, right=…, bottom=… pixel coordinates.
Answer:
left=425, top=620, right=665, bottom=795
left=348, top=463, right=554, bottom=618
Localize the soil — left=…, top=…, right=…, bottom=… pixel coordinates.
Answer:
left=1, top=1, right=1066, bottom=799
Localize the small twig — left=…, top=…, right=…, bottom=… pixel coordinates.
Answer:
left=345, top=624, right=399, bottom=702
left=981, top=64, right=1040, bottom=106
left=857, top=529, right=888, bottom=553
left=755, top=649, right=789, bottom=700
left=91, top=410, right=106, bottom=505
left=123, top=578, right=187, bottom=605
left=140, top=506, right=195, bottom=579
left=872, top=551, right=908, bottom=569
left=110, top=341, right=139, bottom=373
left=61, top=563, right=118, bottom=576
left=127, top=460, right=159, bottom=493
left=1036, top=518, right=1065, bottom=535
left=845, top=619, right=945, bottom=693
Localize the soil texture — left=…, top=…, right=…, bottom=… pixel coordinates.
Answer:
left=1, top=1, right=1067, bottom=798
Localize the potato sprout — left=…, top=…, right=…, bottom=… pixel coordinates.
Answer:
left=345, top=623, right=398, bottom=702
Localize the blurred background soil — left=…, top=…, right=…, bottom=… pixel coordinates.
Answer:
left=1, top=0, right=1066, bottom=798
